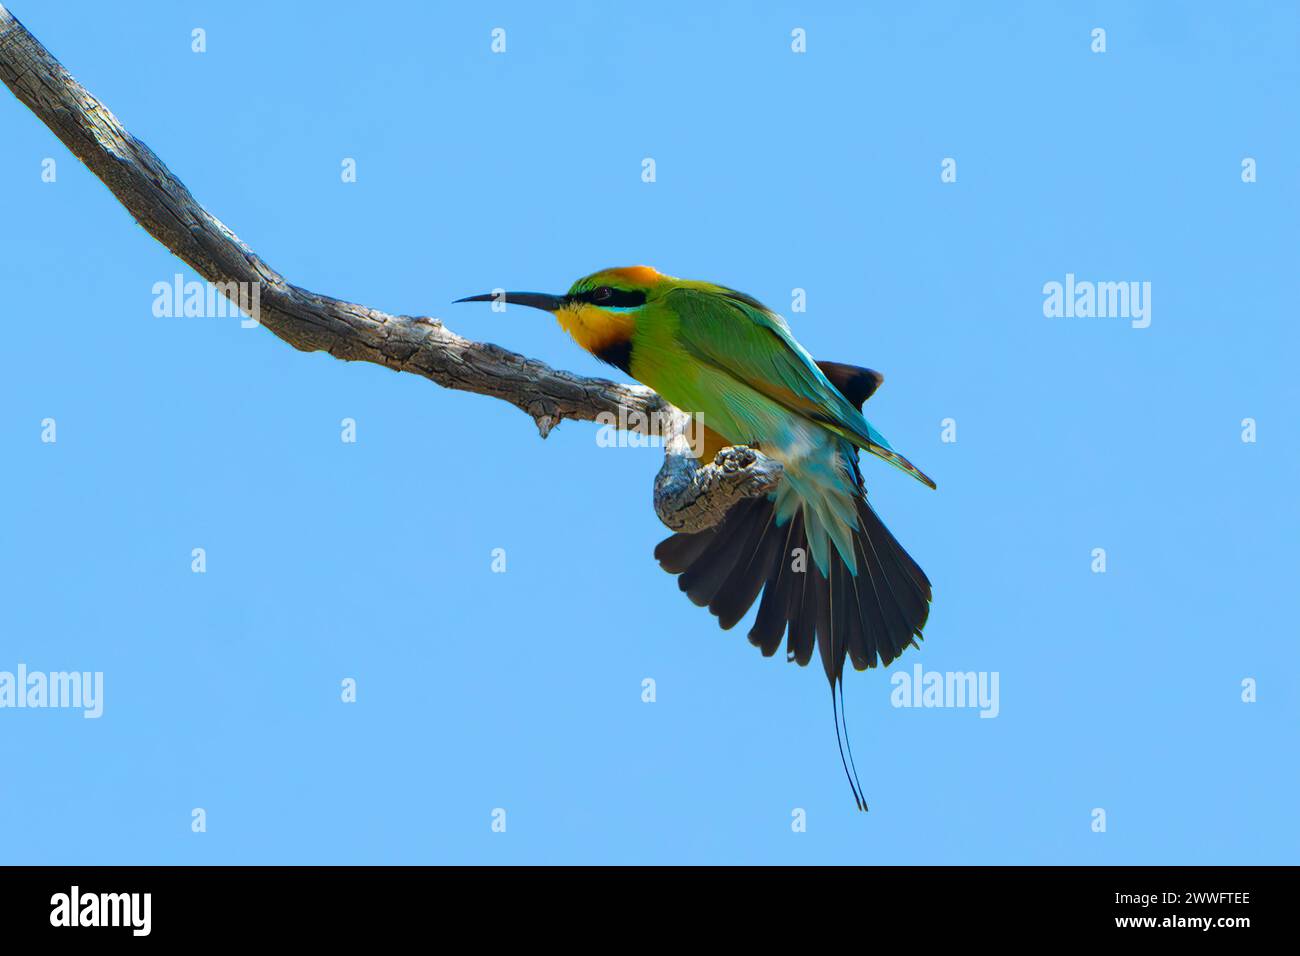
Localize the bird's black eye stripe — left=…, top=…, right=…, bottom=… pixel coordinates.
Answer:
left=578, top=287, right=646, bottom=308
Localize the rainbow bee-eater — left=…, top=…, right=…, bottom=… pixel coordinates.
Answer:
left=457, top=266, right=934, bottom=810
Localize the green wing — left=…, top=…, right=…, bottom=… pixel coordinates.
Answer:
left=665, top=286, right=936, bottom=489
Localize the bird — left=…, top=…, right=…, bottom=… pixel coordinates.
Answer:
left=457, top=266, right=934, bottom=810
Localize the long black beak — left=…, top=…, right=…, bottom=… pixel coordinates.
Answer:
left=453, top=292, right=566, bottom=312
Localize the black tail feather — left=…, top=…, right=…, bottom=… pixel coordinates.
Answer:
left=838, top=679, right=868, bottom=812
left=654, top=489, right=932, bottom=810
left=713, top=505, right=783, bottom=630
left=653, top=523, right=716, bottom=574
left=748, top=511, right=804, bottom=656
left=656, top=494, right=930, bottom=674
left=675, top=497, right=766, bottom=607
left=788, top=551, right=818, bottom=666
left=831, top=685, right=865, bottom=812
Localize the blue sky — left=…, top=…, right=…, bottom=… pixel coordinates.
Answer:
left=0, top=0, right=1295, bottom=864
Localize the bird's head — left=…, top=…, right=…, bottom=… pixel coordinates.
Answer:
left=454, top=265, right=667, bottom=320
left=455, top=266, right=669, bottom=371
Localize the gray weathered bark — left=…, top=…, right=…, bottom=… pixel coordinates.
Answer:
left=0, top=3, right=778, bottom=533
left=652, top=411, right=783, bottom=532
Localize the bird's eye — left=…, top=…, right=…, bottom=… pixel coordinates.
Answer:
left=592, top=286, right=614, bottom=303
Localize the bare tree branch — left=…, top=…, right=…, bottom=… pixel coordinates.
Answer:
left=0, top=3, right=775, bottom=532
left=653, top=411, right=783, bottom=532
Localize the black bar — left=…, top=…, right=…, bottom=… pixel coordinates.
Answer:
left=0, top=865, right=1276, bottom=941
